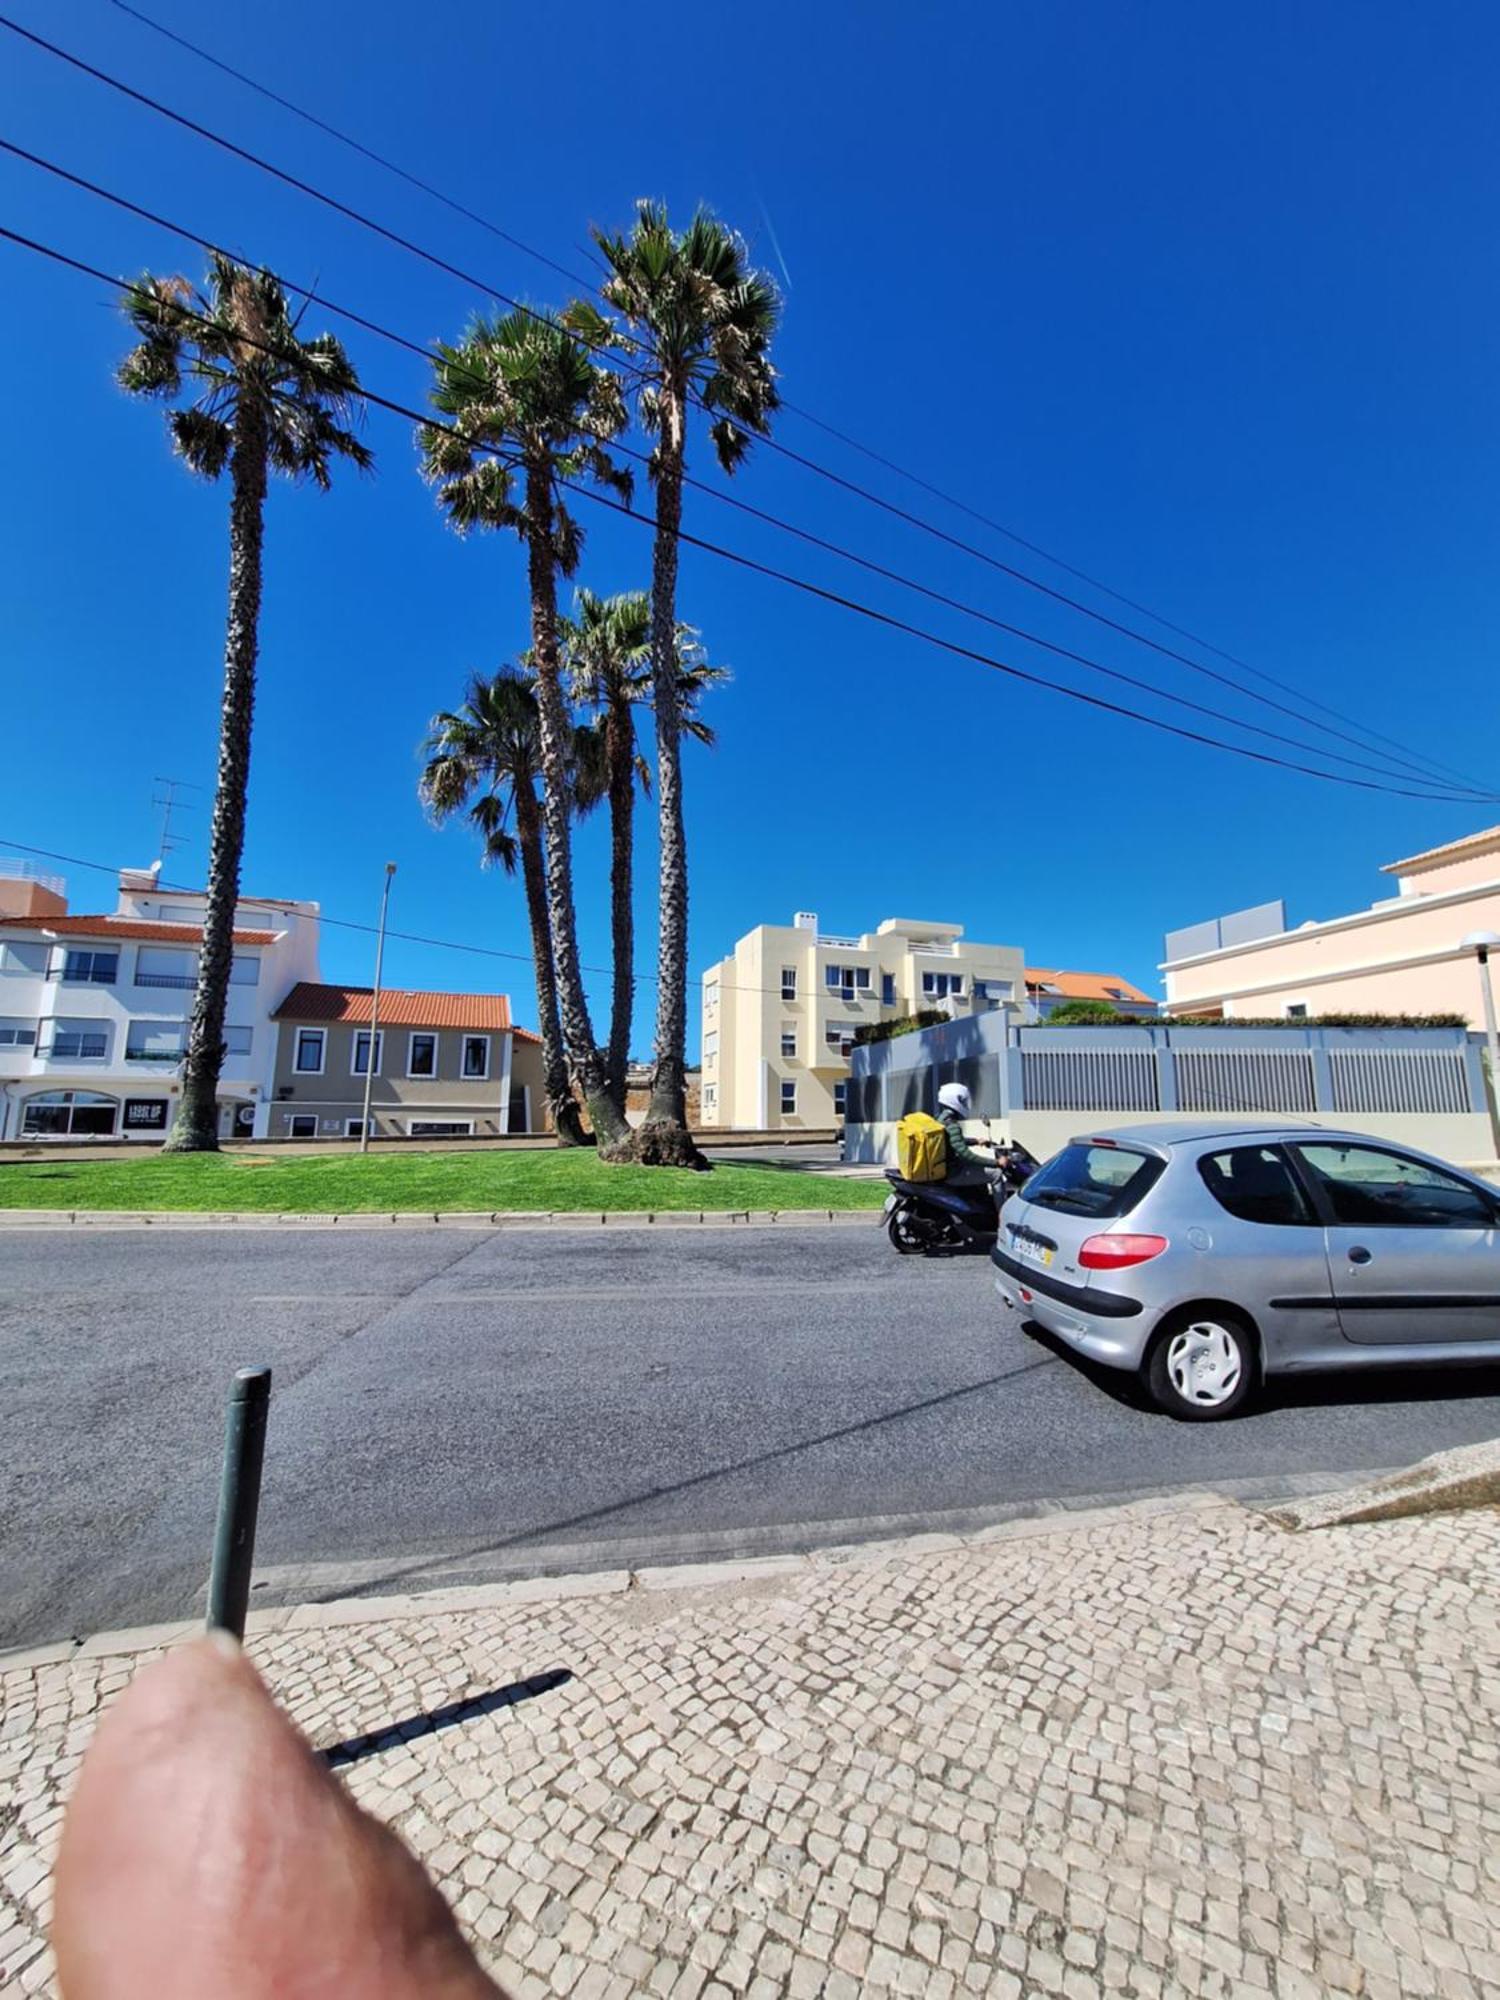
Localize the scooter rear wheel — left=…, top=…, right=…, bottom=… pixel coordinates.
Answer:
left=888, top=1207, right=927, bottom=1254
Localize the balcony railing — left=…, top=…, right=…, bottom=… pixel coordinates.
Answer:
left=134, top=972, right=196, bottom=989
left=126, top=1048, right=185, bottom=1064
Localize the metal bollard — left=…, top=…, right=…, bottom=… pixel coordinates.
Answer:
left=206, top=1367, right=272, bottom=1640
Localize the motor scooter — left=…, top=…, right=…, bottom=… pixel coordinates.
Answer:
left=882, top=1128, right=1038, bottom=1254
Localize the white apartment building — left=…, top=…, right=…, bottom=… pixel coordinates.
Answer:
left=700, top=912, right=1025, bottom=1129
left=0, top=859, right=320, bottom=1141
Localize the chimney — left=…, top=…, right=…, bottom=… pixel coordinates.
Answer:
left=0, top=861, right=68, bottom=921
left=793, top=911, right=818, bottom=933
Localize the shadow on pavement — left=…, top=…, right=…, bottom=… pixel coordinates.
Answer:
left=307, top=1353, right=1062, bottom=1606
left=1019, top=1320, right=1500, bottom=1418
left=321, top=1668, right=573, bottom=1768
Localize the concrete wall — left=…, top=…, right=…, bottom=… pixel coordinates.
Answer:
left=845, top=1015, right=1496, bottom=1169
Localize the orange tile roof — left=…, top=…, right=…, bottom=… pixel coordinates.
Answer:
left=1381, top=824, right=1500, bottom=875
left=0, top=914, right=279, bottom=945
left=1025, top=967, right=1155, bottom=1004
left=272, top=981, right=525, bottom=1033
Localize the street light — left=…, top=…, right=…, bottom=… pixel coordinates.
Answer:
left=1461, top=930, right=1500, bottom=1152
left=360, top=863, right=397, bottom=1156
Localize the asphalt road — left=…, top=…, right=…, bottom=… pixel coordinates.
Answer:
left=7, top=1224, right=1500, bottom=1650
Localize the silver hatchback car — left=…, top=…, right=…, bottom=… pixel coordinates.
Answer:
left=991, top=1120, right=1500, bottom=1419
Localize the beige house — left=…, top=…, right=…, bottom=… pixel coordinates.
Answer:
left=270, top=984, right=545, bottom=1139
left=700, top=912, right=1025, bottom=1130
left=1162, top=826, right=1500, bottom=1025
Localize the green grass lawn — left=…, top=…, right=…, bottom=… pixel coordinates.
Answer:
left=0, top=1147, right=888, bottom=1214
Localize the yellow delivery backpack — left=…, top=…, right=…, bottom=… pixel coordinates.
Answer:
left=896, top=1111, right=947, bottom=1183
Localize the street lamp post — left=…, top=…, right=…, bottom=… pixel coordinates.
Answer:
left=360, top=863, right=397, bottom=1156
left=1461, top=930, right=1500, bottom=1156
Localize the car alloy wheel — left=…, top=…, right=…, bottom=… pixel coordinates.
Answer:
left=1147, top=1311, right=1255, bottom=1420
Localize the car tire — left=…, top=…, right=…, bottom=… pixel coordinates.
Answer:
left=1145, top=1308, right=1257, bottom=1421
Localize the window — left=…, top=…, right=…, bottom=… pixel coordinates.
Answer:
left=825, top=1022, right=858, bottom=1057
left=1294, top=1143, right=1497, bottom=1230
left=407, top=1032, right=438, bottom=1078
left=21, top=1089, right=117, bottom=1137
left=704, top=981, right=719, bottom=1011
left=60, top=950, right=118, bottom=985
left=294, top=1028, right=325, bottom=1074
left=407, top=1119, right=473, bottom=1137
left=780, top=1081, right=797, bottom=1116
left=977, top=979, right=1014, bottom=1002
left=0, top=1019, right=36, bottom=1048
left=351, top=1030, right=384, bottom=1076
left=825, top=964, right=871, bottom=996
left=345, top=1118, right=367, bottom=1139
left=881, top=973, right=896, bottom=1006
left=1285, top=1002, right=1308, bottom=1021
left=1021, top=1143, right=1165, bottom=1219
left=135, top=947, right=197, bottom=990
left=126, top=1021, right=185, bottom=1063
left=44, top=1021, right=109, bottom=1061
left=287, top=1113, right=318, bottom=1138
left=781, top=967, right=797, bottom=1000
left=833, top=1079, right=847, bottom=1117
left=704, top=1031, right=720, bottom=1063
left=462, top=1035, right=490, bottom=1080
left=0, top=940, right=48, bottom=978
left=1198, top=1146, right=1315, bottom=1227
left=229, top=955, right=261, bottom=986
left=703, top=1084, right=717, bottom=1111
left=224, top=1025, right=252, bottom=1057
left=780, top=1029, right=796, bottom=1058
left=922, top=971, right=965, bottom=999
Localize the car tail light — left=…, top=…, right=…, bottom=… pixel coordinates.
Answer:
left=1078, top=1233, right=1169, bottom=1270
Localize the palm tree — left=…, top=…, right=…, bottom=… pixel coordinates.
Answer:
left=576, top=205, right=779, bottom=1166
left=561, top=588, right=728, bottom=1106
left=418, top=308, right=633, bottom=1153
left=118, top=253, right=371, bottom=1152
left=420, top=669, right=592, bottom=1144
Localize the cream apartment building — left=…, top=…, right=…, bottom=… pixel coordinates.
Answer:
left=700, top=912, right=1024, bottom=1129
left=1162, top=825, right=1500, bottom=1023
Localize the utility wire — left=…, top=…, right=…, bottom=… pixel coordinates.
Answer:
left=102, top=0, right=594, bottom=290
left=8, top=139, right=1488, bottom=802
left=1, top=219, right=1490, bottom=808
left=81, top=0, right=1488, bottom=795
left=5, top=10, right=1482, bottom=798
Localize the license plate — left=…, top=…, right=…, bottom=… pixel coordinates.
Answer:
left=1011, top=1233, right=1054, bottom=1268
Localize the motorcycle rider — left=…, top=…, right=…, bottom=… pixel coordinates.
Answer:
left=935, top=1083, right=1007, bottom=1228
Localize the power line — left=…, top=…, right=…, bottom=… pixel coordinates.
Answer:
left=9, top=138, right=1487, bottom=801
left=102, top=0, right=595, bottom=292
left=0, top=217, right=1488, bottom=809
left=77, top=1, right=1489, bottom=795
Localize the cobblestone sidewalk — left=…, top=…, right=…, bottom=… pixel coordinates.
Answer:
left=4, top=1497, right=1500, bottom=1999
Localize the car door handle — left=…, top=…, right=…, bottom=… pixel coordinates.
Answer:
left=1347, top=1245, right=1372, bottom=1266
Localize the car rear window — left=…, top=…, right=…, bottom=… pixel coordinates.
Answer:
left=1021, top=1143, right=1164, bottom=1219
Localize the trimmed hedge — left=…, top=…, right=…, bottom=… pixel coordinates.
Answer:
left=852, top=1009, right=948, bottom=1047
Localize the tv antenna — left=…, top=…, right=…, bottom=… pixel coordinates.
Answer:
left=152, top=775, right=206, bottom=864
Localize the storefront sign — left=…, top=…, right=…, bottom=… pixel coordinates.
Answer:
left=123, top=1098, right=168, bottom=1131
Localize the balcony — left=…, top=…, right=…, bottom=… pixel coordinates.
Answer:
left=125, top=1048, right=185, bottom=1064
left=134, top=972, right=196, bottom=990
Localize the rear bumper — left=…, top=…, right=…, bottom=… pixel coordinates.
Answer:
left=990, top=1247, right=1150, bottom=1371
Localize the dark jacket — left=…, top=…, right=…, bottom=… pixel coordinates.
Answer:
left=938, top=1107, right=991, bottom=1184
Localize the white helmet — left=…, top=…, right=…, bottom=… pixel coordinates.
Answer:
left=937, top=1083, right=972, bottom=1117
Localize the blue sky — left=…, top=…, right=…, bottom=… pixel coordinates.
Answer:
left=3, top=0, right=1498, bottom=1047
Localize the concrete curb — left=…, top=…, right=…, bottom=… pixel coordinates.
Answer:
left=1264, top=1436, right=1500, bottom=1531
left=0, top=1491, right=1230, bottom=1674
left=0, top=1207, right=883, bottom=1231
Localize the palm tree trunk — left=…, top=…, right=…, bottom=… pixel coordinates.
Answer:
left=522, top=459, right=630, bottom=1151
left=514, top=778, right=586, bottom=1144
left=639, top=388, right=705, bottom=1167
left=164, top=388, right=268, bottom=1153
left=605, top=685, right=634, bottom=1106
